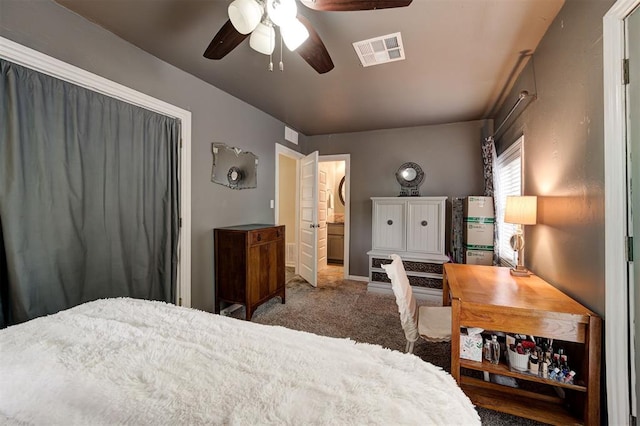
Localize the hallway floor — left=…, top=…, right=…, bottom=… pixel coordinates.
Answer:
left=286, top=264, right=345, bottom=287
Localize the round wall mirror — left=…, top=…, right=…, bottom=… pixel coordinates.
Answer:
left=395, top=162, right=424, bottom=196
left=401, top=167, right=417, bottom=181
left=338, top=176, right=346, bottom=205
left=227, top=166, right=243, bottom=187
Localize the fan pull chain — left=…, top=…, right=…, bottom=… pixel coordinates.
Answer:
left=279, top=31, right=284, bottom=72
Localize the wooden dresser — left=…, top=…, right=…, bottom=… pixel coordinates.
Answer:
left=214, top=224, right=285, bottom=320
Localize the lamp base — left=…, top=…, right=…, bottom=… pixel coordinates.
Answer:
left=510, top=265, right=531, bottom=277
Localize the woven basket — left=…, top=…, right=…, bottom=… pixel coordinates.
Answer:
left=507, top=348, right=529, bottom=372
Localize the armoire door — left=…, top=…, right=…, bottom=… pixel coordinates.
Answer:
left=372, top=200, right=406, bottom=251
left=406, top=200, right=443, bottom=255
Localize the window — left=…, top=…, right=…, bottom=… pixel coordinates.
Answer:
left=495, top=136, right=523, bottom=266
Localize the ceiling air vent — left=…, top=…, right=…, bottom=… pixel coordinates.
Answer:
left=352, top=32, right=405, bottom=67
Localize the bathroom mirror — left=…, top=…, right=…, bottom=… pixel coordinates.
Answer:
left=395, top=162, right=424, bottom=196
left=211, top=143, right=258, bottom=190
left=338, top=176, right=346, bottom=205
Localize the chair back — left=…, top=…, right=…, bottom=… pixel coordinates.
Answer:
left=381, top=254, right=419, bottom=343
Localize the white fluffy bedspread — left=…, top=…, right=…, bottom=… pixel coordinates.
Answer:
left=0, top=298, right=479, bottom=425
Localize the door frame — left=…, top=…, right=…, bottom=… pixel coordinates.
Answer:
left=0, top=36, right=192, bottom=307
left=275, top=143, right=304, bottom=274
left=319, top=154, right=351, bottom=280
left=604, top=0, right=640, bottom=423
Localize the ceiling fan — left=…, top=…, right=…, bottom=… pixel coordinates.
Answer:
left=203, top=0, right=413, bottom=74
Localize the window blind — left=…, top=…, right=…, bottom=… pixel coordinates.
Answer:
left=495, top=136, right=523, bottom=266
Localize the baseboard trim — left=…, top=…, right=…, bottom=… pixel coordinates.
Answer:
left=219, top=303, right=243, bottom=316
left=367, top=282, right=443, bottom=304
left=348, top=275, right=369, bottom=282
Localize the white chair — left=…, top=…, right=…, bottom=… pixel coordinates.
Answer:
left=381, top=254, right=452, bottom=353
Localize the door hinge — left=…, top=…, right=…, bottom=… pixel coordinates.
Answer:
left=179, top=218, right=183, bottom=228
left=627, top=235, right=634, bottom=262
left=180, top=138, right=183, bottom=148
left=623, top=58, right=630, bottom=85
left=179, top=297, right=183, bottom=306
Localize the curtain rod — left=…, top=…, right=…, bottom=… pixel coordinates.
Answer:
left=487, top=90, right=535, bottom=141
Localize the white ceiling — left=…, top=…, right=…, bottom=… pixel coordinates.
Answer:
left=54, top=0, right=564, bottom=136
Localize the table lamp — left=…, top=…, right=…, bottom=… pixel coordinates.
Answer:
left=504, top=196, right=537, bottom=277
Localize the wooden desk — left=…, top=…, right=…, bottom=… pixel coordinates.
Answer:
left=443, top=264, right=601, bottom=426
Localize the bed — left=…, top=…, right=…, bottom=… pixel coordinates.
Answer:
left=0, top=298, right=480, bottom=425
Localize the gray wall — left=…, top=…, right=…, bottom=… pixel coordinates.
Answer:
left=0, top=0, right=302, bottom=312
left=495, top=0, right=614, bottom=317
left=303, top=121, right=486, bottom=277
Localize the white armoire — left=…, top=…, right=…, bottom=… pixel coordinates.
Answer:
left=367, top=196, right=448, bottom=299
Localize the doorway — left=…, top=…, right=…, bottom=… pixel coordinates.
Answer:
left=604, top=0, right=640, bottom=423
left=627, top=3, right=640, bottom=419
left=274, top=145, right=350, bottom=286
left=319, top=158, right=347, bottom=281
left=0, top=36, right=192, bottom=309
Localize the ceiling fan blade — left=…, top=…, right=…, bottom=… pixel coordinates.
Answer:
left=299, top=0, right=412, bottom=11
left=296, top=15, right=334, bottom=74
left=203, top=19, right=249, bottom=60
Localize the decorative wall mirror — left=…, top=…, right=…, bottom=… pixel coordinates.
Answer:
left=211, top=143, right=258, bottom=190
left=395, top=162, right=424, bottom=196
left=338, top=176, right=346, bottom=205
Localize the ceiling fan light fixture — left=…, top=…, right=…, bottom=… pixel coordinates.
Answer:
left=250, top=22, right=276, bottom=55
left=281, top=18, right=309, bottom=51
left=228, top=0, right=263, bottom=35
left=266, top=0, right=297, bottom=27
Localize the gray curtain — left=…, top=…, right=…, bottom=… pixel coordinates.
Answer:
left=481, top=136, right=499, bottom=264
left=0, top=59, right=180, bottom=327
left=450, top=197, right=464, bottom=263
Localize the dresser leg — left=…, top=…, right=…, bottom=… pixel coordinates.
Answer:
left=281, top=289, right=286, bottom=304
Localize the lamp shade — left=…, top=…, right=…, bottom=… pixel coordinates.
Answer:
left=228, top=0, right=262, bottom=35
left=504, top=196, right=537, bottom=225
left=266, top=0, right=297, bottom=27
left=250, top=22, right=276, bottom=55
left=281, top=18, right=309, bottom=51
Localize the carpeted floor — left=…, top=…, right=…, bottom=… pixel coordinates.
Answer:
left=226, top=266, right=544, bottom=425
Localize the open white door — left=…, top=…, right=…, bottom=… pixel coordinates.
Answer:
left=299, top=151, right=319, bottom=286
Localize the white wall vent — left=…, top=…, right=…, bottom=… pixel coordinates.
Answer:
left=353, top=32, right=405, bottom=67
left=285, top=126, right=298, bottom=145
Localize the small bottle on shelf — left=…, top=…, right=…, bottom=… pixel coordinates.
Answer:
left=540, top=353, right=549, bottom=379
left=483, top=339, right=492, bottom=362
left=490, top=335, right=501, bottom=364
left=528, top=353, right=539, bottom=374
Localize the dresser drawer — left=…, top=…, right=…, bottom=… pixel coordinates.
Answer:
left=249, top=226, right=283, bottom=245
left=328, top=222, right=344, bottom=236
left=371, top=257, right=443, bottom=274
left=371, top=271, right=443, bottom=289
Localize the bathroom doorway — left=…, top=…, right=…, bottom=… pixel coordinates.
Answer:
left=318, top=155, right=350, bottom=282
left=275, top=145, right=350, bottom=284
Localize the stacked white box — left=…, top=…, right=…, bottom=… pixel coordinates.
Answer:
left=463, top=196, right=494, bottom=265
